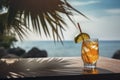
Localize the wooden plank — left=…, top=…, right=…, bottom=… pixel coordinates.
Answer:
left=62, top=57, right=120, bottom=73
left=98, top=57, right=120, bottom=73
left=0, top=57, right=120, bottom=79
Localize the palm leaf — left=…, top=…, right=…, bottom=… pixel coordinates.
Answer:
left=1, top=0, right=88, bottom=41
left=0, top=12, right=30, bottom=41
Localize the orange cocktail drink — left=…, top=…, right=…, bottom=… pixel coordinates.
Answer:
left=81, top=38, right=99, bottom=69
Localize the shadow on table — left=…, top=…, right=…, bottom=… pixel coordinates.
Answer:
left=0, top=58, right=114, bottom=79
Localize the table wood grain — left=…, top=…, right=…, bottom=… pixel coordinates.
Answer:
left=0, top=57, right=120, bottom=79
left=97, top=57, right=120, bottom=73
left=62, top=57, right=120, bottom=73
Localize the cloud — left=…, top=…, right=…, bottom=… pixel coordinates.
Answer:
left=105, top=8, right=120, bottom=14
left=81, top=15, right=120, bottom=40
left=69, top=0, right=100, bottom=6
left=61, top=13, right=120, bottom=40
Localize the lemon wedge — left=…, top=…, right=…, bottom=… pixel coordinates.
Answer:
left=74, top=33, right=90, bottom=43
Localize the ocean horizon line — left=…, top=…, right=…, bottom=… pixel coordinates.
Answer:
left=16, top=40, right=120, bottom=42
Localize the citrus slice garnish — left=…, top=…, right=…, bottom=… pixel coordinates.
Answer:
left=74, top=33, right=90, bottom=43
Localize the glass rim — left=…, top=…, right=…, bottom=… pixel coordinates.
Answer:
left=83, top=38, right=98, bottom=42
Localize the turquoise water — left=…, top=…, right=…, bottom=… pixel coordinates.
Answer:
left=14, top=41, right=120, bottom=58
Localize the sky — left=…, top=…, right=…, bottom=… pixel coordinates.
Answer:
left=25, top=0, right=120, bottom=41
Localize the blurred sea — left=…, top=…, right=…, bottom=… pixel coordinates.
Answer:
left=14, top=41, right=120, bottom=58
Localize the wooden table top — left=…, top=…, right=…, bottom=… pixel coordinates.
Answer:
left=0, top=57, right=120, bottom=79
left=97, top=57, right=120, bottom=73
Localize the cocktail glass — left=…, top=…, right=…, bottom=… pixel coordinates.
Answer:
left=81, top=38, right=99, bottom=70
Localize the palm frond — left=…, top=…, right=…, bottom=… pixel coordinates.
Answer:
left=3, top=0, right=88, bottom=41
left=0, top=12, right=30, bottom=41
